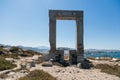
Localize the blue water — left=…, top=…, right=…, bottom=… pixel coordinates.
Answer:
left=84, top=52, right=120, bottom=58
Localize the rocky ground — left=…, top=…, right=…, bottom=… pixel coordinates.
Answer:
left=31, top=64, right=120, bottom=80
left=0, top=55, right=120, bottom=80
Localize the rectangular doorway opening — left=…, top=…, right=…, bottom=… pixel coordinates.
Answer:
left=56, top=20, right=76, bottom=50
left=64, top=50, right=70, bottom=61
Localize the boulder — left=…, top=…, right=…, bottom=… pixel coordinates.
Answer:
left=42, top=61, right=53, bottom=67
left=38, top=57, right=44, bottom=63
left=0, top=51, right=5, bottom=55
left=109, top=58, right=120, bottom=62
left=80, top=59, right=93, bottom=69
left=30, top=61, right=35, bottom=67
left=77, top=63, right=81, bottom=68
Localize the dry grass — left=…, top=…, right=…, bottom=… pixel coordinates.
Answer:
left=23, top=50, right=41, bottom=57
left=19, top=70, right=57, bottom=80
left=94, top=64, right=120, bottom=77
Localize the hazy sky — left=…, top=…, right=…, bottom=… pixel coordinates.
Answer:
left=0, top=0, right=120, bottom=49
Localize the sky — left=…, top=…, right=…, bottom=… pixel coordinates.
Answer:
left=0, top=0, right=120, bottom=49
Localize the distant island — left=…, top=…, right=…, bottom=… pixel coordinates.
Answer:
left=1, top=43, right=120, bottom=58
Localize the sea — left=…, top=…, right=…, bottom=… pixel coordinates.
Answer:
left=84, top=52, right=120, bottom=58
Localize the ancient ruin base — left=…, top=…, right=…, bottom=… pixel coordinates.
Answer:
left=77, top=53, right=84, bottom=63
left=47, top=50, right=84, bottom=65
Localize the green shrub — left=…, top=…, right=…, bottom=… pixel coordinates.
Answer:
left=0, top=57, right=16, bottom=71
left=10, top=46, right=21, bottom=53
left=94, top=64, right=120, bottom=77
left=0, top=53, right=19, bottom=59
left=19, top=70, right=57, bottom=80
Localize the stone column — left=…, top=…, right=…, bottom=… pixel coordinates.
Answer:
left=76, top=16, right=84, bottom=63
left=49, top=17, right=56, bottom=53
